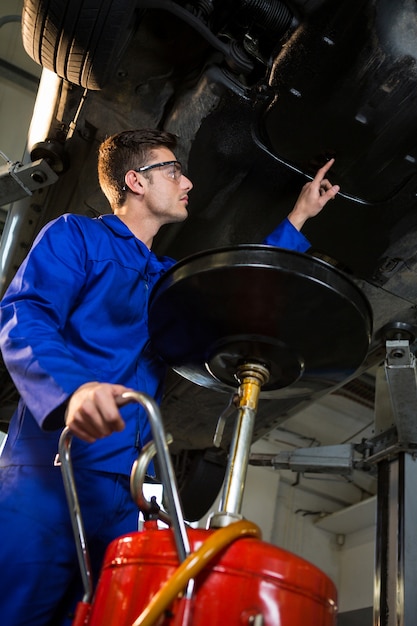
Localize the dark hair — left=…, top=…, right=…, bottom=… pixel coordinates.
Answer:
left=98, top=128, right=178, bottom=209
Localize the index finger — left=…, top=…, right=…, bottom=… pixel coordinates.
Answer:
left=314, top=158, right=335, bottom=180
left=115, top=388, right=136, bottom=407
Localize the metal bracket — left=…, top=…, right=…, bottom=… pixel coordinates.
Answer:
left=385, top=339, right=417, bottom=444
left=359, top=338, right=417, bottom=465
left=0, top=159, right=58, bottom=206
left=250, top=443, right=355, bottom=475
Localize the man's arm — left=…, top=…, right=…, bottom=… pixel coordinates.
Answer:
left=0, top=217, right=134, bottom=442
left=263, top=159, right=339, bottom=251
left=287, top=158, right=340, bottom=231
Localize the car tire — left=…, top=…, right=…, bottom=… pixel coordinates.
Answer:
left=21, top=0, right=137, bottom=90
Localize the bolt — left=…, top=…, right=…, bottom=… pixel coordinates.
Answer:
left=389, top=349, right=405, bottom=359
left=31, top=171, right=46, bottom=184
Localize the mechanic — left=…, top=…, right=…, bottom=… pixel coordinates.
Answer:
left=0, top=128, right=339, bottom=626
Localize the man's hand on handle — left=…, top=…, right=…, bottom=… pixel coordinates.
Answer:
left=65, top=382, right=133, bottom=442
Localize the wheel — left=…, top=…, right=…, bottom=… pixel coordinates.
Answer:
left=21, top=0, right=137, bottom=90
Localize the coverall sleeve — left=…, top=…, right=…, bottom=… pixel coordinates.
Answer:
left=262, top=217, right=311, bottom=252
left=0, top=216, right=98, bottom=429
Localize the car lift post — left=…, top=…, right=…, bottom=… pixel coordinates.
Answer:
left=369, top=337, right=417, bottom=626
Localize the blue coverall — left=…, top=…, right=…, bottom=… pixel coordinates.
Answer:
left=0, top=213, right=310, bottom=625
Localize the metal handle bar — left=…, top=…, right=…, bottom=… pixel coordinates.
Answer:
left=58, top=390, right=191, bottom=603
left=58, top=428, right=94, bottom=603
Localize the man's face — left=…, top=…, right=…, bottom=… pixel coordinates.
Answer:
left=140, top=147, right=193, bottom=225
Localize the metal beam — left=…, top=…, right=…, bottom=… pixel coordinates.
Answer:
left=374, top=453, right=417, bottom=626
left=250, top=444, right=355, bottom=474
left=372, top=337, right=417, bottom=626
left=0, top=58, right=39, bottom=93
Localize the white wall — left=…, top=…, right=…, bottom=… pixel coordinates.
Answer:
left=337, top=526, right=375, bottom=613
left=269, top=478, right=341, bottom=586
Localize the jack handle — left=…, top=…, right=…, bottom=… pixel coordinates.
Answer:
left=58, top=390, right=191, bottom=604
